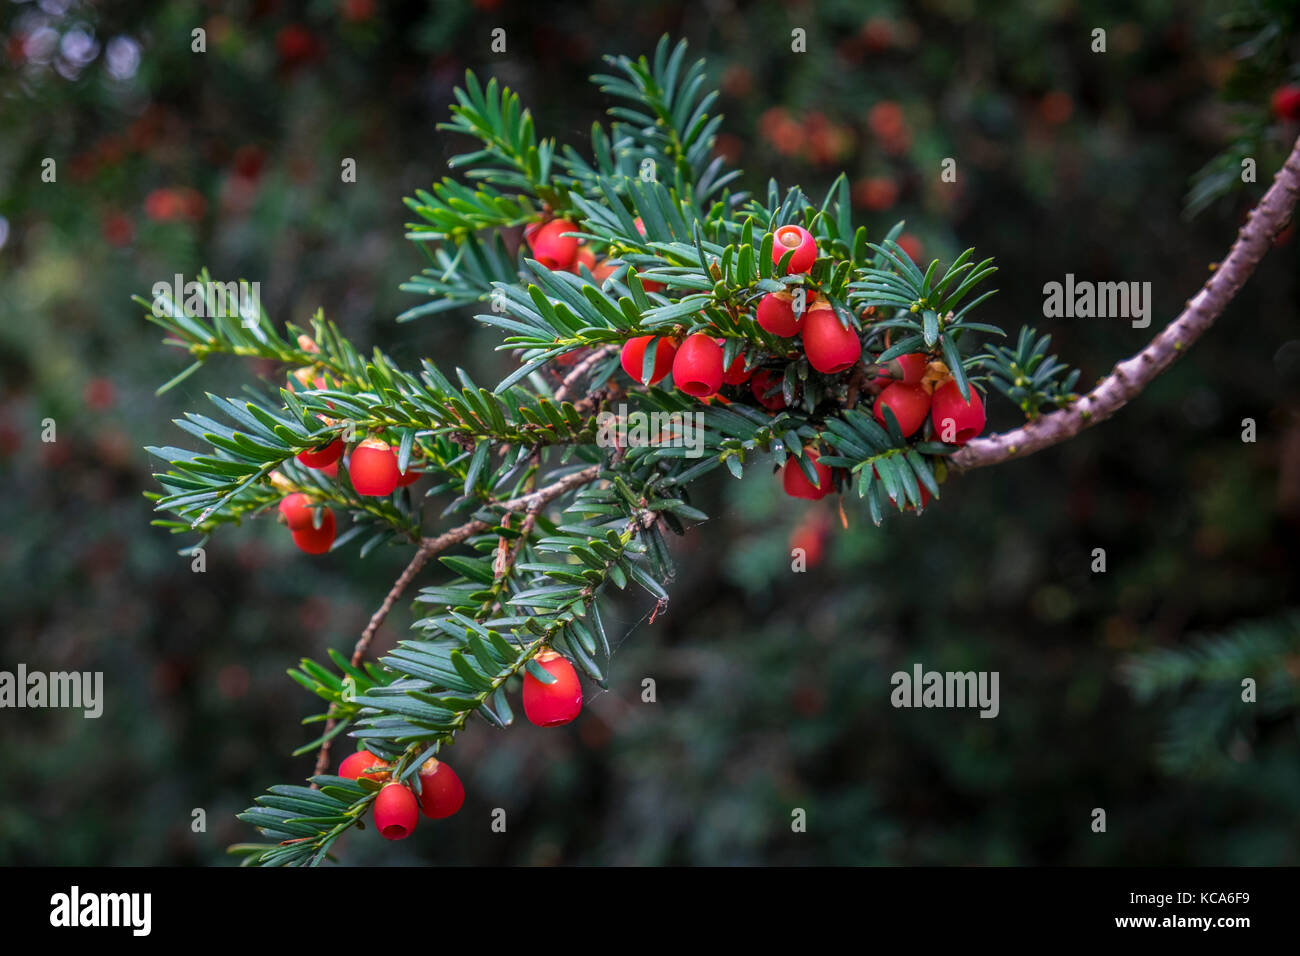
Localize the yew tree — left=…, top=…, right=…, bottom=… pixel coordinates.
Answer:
left=140, top=38, right=1300, bottom=865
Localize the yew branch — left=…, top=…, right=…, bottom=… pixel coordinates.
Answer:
left=954, top=133, right=1300, bottom=471
left=310, top=462, right=603, bottom=781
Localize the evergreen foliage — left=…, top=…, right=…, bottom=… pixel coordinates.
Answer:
left=142, top=38, right=1100, bottom=865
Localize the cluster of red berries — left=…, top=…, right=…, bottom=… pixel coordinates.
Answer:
left=338, top=751, right=465, bottom=841
left=871, top=354, right=986, bottom=443
left=338, top=650, right=582, bottom=840
left=616, top=225, right=863, bottom=405
left=275, top=437, right=421, bottom=553
left=758, top=106, right=853, bottom=165
left=781, top=355, right=986, bottom=503
left=602, top=220, right=988, bottom=503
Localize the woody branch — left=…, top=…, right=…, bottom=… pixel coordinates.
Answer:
left=953, top=132, right=1300, bottom=471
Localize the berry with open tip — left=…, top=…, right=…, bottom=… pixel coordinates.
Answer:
left=373, top=782, right=419, bottom=840
left=772, top=224, right=817, bottom=275
left=672, top=333, right=725, bottom=398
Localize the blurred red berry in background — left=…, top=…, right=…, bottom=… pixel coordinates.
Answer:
left=1039, top=90, right=1074, bottom=125
left=853, top=176, right=899, bottom=211
left=83, top=378, right=116, bottom=411
left=789, top=508, right=832, bottom=568
left=340, top=0, right=376, bottom=22
left=1272, top=85, right=1300, bottom=121
left=897, top=233, right=924, bottom=262
left=862, top=18, right=895, bottom=53
left=232, top=144, right=266, bottom=181
left=868, top=101, right=906, bottom=140
left=101, top=213, right=135, bottom=247
left=144, top=189, right=181, bottom=222
left=760, top=106, right=804, bottom=156
left=721, top=64, right=753, bottom=97
left=277, top=25, right=321, bottom=69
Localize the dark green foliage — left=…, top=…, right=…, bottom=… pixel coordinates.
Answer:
left=978, top=327, right=1081, bottom=421
left=1121, top=614, right=1300, bottom=777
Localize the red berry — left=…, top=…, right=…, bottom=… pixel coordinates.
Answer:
left=1272, top=85, right=1300, bottom=122
left=900, top=483, right=933, bottom=511
left=801, top=302, right=861, bottom=374
left=341, top=0, right=376, bottom=22
left=720, top=346, right=752, bottom=385
left=570, top=245, right=597, bottom=274
left=873, top=353, right=928, bottom=386
left=772, top=224, right=817, bottom=274
left=789, top=519, right=828, bottom=567
left=232, top=144, right=265, bottom=180
left=525, top=219, right=579, bottom=270
left=101, top=213, right=134, bottom=247
left=877, top=467, right=933, bottom=511
left=144, top=188, right=183, bottom=222
left=291, top=508, right=336, bottom=554
left=175, top=187, right=206, bottom=222
left=853, top=176, right=898, bottom=211
left=83, top=377, right=116, bottom=410
left=672, top=333, right=725, bottom=397
left=591, top=259, right=619, bottom=283
left=522, top=650, right=582, bottom=727
left=756, top=291, right=803, bottom=337
left=338, top=750, right=390, bottom=782
left=373, top=783, right=419, bottom=840
left=930, top=380, right=986, bottom=445
left=555, top=345, right=586, bottom=368
left=276, top=25, right=320, bottom=68
left=349, top=439, right=401, bottom=496
left=297, top=438, right=344, bottom=469
left=278, top=492, right=316, bottom=532
left=873, top=382, right=931, bottom=437
left=750, top=369, right=787, bottom=411
left=896, top=233, right=924, bottom=263
left=783, top=448, right=834, bottom=500
left=629, top=266, right=665, bottom=294
left=620, top=335, right=676, bottom=386
left=395, top=467, right=422, bottom=487
left=417, top=758, right=466, bottom=819
left=319, top=459, right=339, bottom=479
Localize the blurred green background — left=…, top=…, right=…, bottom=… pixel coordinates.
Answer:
left=2, top=0, right=1298, bottom=865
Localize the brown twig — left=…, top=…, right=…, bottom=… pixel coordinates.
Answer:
left=309, top=462, right=603, bottom=782
left=554, top=344, right=616, bottom=403
left=954, top=133, right=1300, bottom=471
